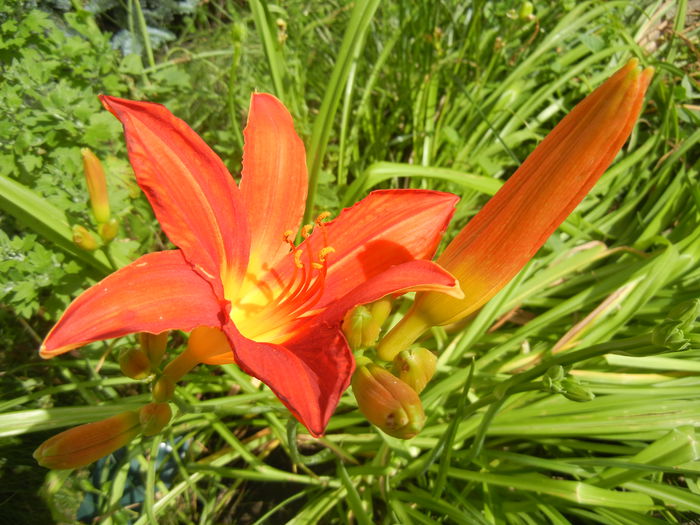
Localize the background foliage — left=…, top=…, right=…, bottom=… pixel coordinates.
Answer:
left=1, top=0, right=699, bottom=523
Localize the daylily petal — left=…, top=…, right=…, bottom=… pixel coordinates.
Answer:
left=221, top=321, right=353, bottom=437
left=240, top=93, right=307, bottom=274
left=100, top=96, right=250, bottom=297
left=317, top=259, right=462, bottom=327
left=41, top=251, right=224, bottom=358
left=263, top=189, right=459, bottom=309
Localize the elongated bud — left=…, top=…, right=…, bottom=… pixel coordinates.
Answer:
left=139, top=402, right=172, bottom=436
left=378, top=60, right=654, bottom=360
left=98, top=217, right=119, bottom=243
left=392, top=347, right=437, bottom=394
left=352, top=364, right=426, bottom=439
left=33, top=410, right=141, bottom=469
left=72, top=225, right=98, bottom=251
left=81, top=148, right=111, bottom=224
left=119, top=347, right=152, bottom=380
left=140, top=331, right=169, bottom=367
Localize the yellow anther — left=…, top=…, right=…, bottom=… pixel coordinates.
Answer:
left=294, top=249, right=304, bottom=269
left=302, top=224, right=314, bottom=238
left=283, top=230, right=295, bottom=242
left=319, top=246, right=335, bottom=262
left=312, top=262, right=324, bottom=270
left=315, top=211, right=331, bottom=224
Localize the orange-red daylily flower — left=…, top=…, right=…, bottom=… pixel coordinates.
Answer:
left=378, top=59, right=653, bottom=360
left=40, top=93, right=462, bottom=436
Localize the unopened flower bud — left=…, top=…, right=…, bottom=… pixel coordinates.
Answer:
left=519, top=1, right=534, bottom=21
left=33, top=410, right=141, bottom=469
left=342, top=306, right=375, bottom=350
left=392, top=347, right=437, bottom=394
left=667, top=299, right=699, bottom=332
left=139, top=402, right=172, bottom=436
left=652, top=320, right=690, bottom=352
left=140, top=331, right=168, bottom=367
left=81, top=148, right=111, bottom=224
left=560, top=378, right=595, bottom=402
left=72, top=225, right=98, bottom=251
left=152, top=375, right=175, bottom=402
left=119, top=347, right=152, bottom=380
left=98, top=218, right=119, bottom=243
left=352, top=364, right=426, bottom=439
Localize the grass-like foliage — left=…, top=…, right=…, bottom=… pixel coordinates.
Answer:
left=1, top=0, right=699, bottom=523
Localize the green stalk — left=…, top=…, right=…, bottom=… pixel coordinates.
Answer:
left=303, top=0, right=381, bottom=224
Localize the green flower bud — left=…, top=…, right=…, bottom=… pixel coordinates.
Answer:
left=34, top=410, right=141, bottom=469
left=139, top=402, right=172, bottom=436
left=392, top=347, right=437, bottom=394
left=519, top=1, right=534, bottom=21
left=667, top=299, right=699, bottom=332
left=119, top=347, right=152, bottom=380
left=352, top=364, right=426, bottom=439
left=342, top=306, right=376, bottom=350
left=560, top=378, right=595, bottom=402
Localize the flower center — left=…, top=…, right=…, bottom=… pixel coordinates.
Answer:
left=232, top=213, right=334, bottom=343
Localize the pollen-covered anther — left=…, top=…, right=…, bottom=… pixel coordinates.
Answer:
left=301, top=224, right=314, bottom=238
left=283, top=230, right=296, bottom=251
left=312, top=246, right=335, bottom=270
left=315, top=211, right=332, bottom=224
left=319, top=246, right=335, bottom=262
left=294, top=249, right=304, bottom=269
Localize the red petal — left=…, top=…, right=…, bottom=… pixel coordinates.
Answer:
left=264, top=189, right=458, bottom=308
left=317, top=259, right=461, bottom=326
left=240, top=94, right=307, bottom=273
left=222, top=321, right=353, bottom=437
left=41, top=251, right=225, bottom=358
left=100, top=96, right=249, bottom=297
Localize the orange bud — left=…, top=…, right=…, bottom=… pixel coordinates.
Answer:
left=379, top=59, right=654, bottom=360
left=140, top=331, right=169, bottom=367
left=152, top=375, right=175, bottom=402
left=98, top=217, right=119, bottom=243
left=392, top=347, right=437, bottom=394
left=81, top=148, right=111, bottom=224
left=33, top=410, right=141, bottom=469
left=139, top=402, right=172, bottom=436
left=72, top=225, right=99, bottom=251
left=119, top=347, right=152, bottom=380
left=352, top=364, right=426, bottom=439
